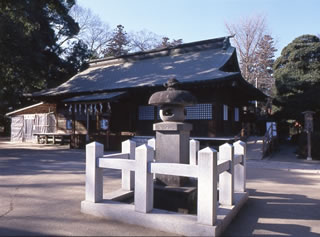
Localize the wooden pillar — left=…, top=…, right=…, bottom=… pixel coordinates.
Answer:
left=86, top=106, right=90, bottom=143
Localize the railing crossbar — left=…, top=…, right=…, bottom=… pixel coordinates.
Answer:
left=103, top=153, right=129, bottom=159
left=98, top=158, right=135, bottom=170
left=149, top=163, right=198, bottom=178
left=217, top=160, right=230, bottom=174
left=234, top=154, right=243, bottom=165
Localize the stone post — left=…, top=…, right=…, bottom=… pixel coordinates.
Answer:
left=189, top=139, right=200, bottom=165
left=197, top=147, right=217, bottom=225
left=233, top=140, right=246, bottom=192
left=147, top=138, right=156, bottom=179
left=147, top=138, right=156, bottom=150
left=121, top=140, right=136, bottom=191
left=85, top=142, right=104, bottom=203
left=219, top=143, right=234, bottom=206
left=135, top=144, right=154, bottom=213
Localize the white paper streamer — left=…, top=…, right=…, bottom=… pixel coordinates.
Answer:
left=94, top=104, right=97, bottom=114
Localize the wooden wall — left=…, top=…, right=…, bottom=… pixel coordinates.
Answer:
left=56, top=99, right=243, bottom=150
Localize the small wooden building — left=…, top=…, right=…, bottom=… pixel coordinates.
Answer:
left=5, top=102, right=57, bottom=142
left=32, top=37, right=266, bottom=149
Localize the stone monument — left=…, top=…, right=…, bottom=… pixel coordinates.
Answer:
left=148, top=78, right=197, bottom=187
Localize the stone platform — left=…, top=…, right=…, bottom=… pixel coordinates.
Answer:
left=81, top=192, right=248, bottom=237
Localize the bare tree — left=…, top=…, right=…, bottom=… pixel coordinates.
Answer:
left=129, top=30, right=163, bottom=52
left=69, top=5, right=183, bottom=57
left=225, top=15, right=268, bottom=85
left=69, top=4, right=112, bottom=58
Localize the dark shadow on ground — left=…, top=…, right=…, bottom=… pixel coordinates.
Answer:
left=0, top=148, right=86, bottom=175
left=0, top=227, right=45, bottom=236
left=223, top=189, right=320, bottom=236
left=0, top=145, right=121, bottom=178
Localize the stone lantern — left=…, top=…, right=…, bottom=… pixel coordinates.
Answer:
left=302, top=111, right=315, bottom=161
left=149, top=78, right=197, bottom=186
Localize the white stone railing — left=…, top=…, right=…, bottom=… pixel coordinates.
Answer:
left=84, top=138, right=246, bottom=227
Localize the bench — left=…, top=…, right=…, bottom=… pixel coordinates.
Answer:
left=33, top=133, right=71, bottom=145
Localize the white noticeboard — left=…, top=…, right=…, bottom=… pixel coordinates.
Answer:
left=266, top=122, right=277, bottom=137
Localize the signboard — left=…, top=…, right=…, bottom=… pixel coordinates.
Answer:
left=24, top=114, right=35, bottom=120
left=266, top=122, right=277, bottom=137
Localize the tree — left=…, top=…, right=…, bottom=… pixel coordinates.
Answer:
left=69, top=4, right=112, bottom=58
left=225, top=15, right=276, bottom=93
left=63, top=40, right=91, bottom=77
left=273, top=34, right=320, bottom=122
left=103, top=25, right=131, bottom=57
left=255, top=35, right=277, bottom=95
left=0, top=0, right=89, bottom=114
left=129, top=30, right=162, bottom=52
left=156, top=37, right=183, bottom=48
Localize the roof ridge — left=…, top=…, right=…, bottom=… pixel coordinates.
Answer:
left=89, top=36, right=232, bottom=68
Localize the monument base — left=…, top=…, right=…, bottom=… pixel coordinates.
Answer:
left=154, top=184, right=197, bottom=214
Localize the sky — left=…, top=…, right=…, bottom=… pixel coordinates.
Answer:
left=77, top=0, right=320, bottom=58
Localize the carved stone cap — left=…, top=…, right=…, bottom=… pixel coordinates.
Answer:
left=148, top=78, right=197, bottom=106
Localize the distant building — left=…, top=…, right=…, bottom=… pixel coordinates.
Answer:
left=5, top=102, right=56, bottom=142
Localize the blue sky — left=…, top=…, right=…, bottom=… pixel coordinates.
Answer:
left=77, top=0, right=319, bottom=58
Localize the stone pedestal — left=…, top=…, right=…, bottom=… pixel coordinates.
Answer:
left=154, top=185, right=197, bottom=214
left=153, top=122, right=192, bottom=186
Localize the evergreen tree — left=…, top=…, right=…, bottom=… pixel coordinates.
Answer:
left=273, top=34, right=320, bottom=123
left=104, top=25, right=130, bottom=57
left=0, top=0, right=90, bottom=114
left=255, top=35, right=277, bottom=95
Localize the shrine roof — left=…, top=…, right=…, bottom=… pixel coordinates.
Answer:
left=32, top=36, right=266, bottom=101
